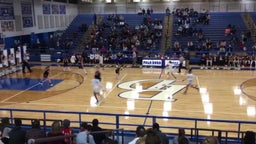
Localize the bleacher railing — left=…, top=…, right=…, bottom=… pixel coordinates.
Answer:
left=0, top=108, right=255, bottom=143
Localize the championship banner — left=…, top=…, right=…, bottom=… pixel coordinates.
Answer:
left=51, top=4, right=59, bottom=14
left=1, top=21, right=14, bottom=32
left=22, top=17, right=33, bottom=28
left=21, top=2, right=32, bottom=15
left=59, top=5, right=66, bottom=14
left=21, top=2, right=33, bottom=28
left=0, top=2, right=14, bottom=20
left=42, top=3, right=51, bottom=14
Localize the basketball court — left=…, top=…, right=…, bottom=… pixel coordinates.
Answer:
left=0, top=65, right=256, bottom=133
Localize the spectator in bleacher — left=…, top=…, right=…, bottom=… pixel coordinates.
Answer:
left=46, top=121, right=65, bottom=144
left=146, top=128, right=162, bottom=144
left=173, top=128, right=190, bottom=144
left=137, top=8, right=142, bottom=15
left=147, top=8, right=151, bottom=15
left=90, top=119, right=106, bottom=144
left=142, top=8, right=146, bottom=15
left=201, top=136, right=219, bottom=144
left=76, top=122, right=96, bottom=144
left=9, top=118, right=26, bottom=144
left=166, top=7, right=170, bottom=15
left=0, top=117, right=11, bottom=144
left=243, top=131, right=255, bottom=144
left=205, top=14, right=210, bottom=25
left=152, top=123, right=169, bottom=144
left=25, top=119, right=46, bottom=143
left=128, top=125, right=146, bottom=144
left=60, top=119, right=73, bottom=144
left=0, top=118, right=10, bottom=136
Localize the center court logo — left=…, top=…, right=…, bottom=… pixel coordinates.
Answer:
left=117, top=79, right=186, bottom=102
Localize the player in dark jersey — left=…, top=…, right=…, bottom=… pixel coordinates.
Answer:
left=95, top=66, right=102, bottom=81
left=39, top=66, right=53, bottom=86
left=115, top=66, right=122, bottom=80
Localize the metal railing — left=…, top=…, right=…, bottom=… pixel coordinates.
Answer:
left=0, top=108, right=255, bottom=143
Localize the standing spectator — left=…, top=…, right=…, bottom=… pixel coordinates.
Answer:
left=22, top=50, right=32, bottom=73
left=132, top=51, right=137, bottom=66
left=76, top=122, right=96, bottom=144
left=9, top=118, right=26, bottom=144
left=91, top=119, right=106, bottom=144
left=47, top=121, right=65, bottom=144
left=61, top=119, right=73, bottom=144
left=178, top=54, right=185, bottom=73
left=70, top=54, right=76, bottom=66
left=152, top=123, right=169, bottom=144
left=25, top=119, right=46, bottom=143
left=128, top=125, right=146, bottom=144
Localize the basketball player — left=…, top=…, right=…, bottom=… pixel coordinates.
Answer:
left=166, top=61, right=176, bottom=79
left=92, top=74, right=104, bottom=104
left=39, top=66, right=53, bottom=86
left=115, top=65, right=122, bottom=80
left=63, top=57, right=70, bottom=71
left=99, top=53, right=104, bottom=70
left=95, top=66, right=102, bottom=81
left=183, top=69, right=199, bottom=94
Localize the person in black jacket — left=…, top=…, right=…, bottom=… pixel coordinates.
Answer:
left=152, top=123, right=169, bottom=144
left=91, top=119, right=106, bottom=144
left=9, top=118, right=26, bottom=144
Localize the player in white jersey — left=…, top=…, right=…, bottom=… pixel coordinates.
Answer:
left=92, top=75, right=104, bottom=104
left=183, top=69, right=199, bottom=94
left=166, top=61, right=176, bottom=79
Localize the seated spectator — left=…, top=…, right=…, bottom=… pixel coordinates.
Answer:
left=91, top=119, right=106, bottom=144
left=152, top=123, right=169, bottom=144
left=225, top=28, right=231, bottom=36
left=243, top=131, right=255, bottom=144
left=201, top=136, right=219, bottom=144
left=128, top=125, right=146, bottom=144
left=47, top=121, right=65, bottom=144
left=76, top=122, right=95, bottom=144
left=9, top=118, right=26, bottom=144
left=0, top=118, right=11, bottom=144
left=173, top=128, right=190, bottom=144
left=145, top=128, right=162, bottom=144
left=61, top=119, right=73, bottom=144
left=26, top=119, right=46, bottom=143
left=0, top=118, right=11, bottom=137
